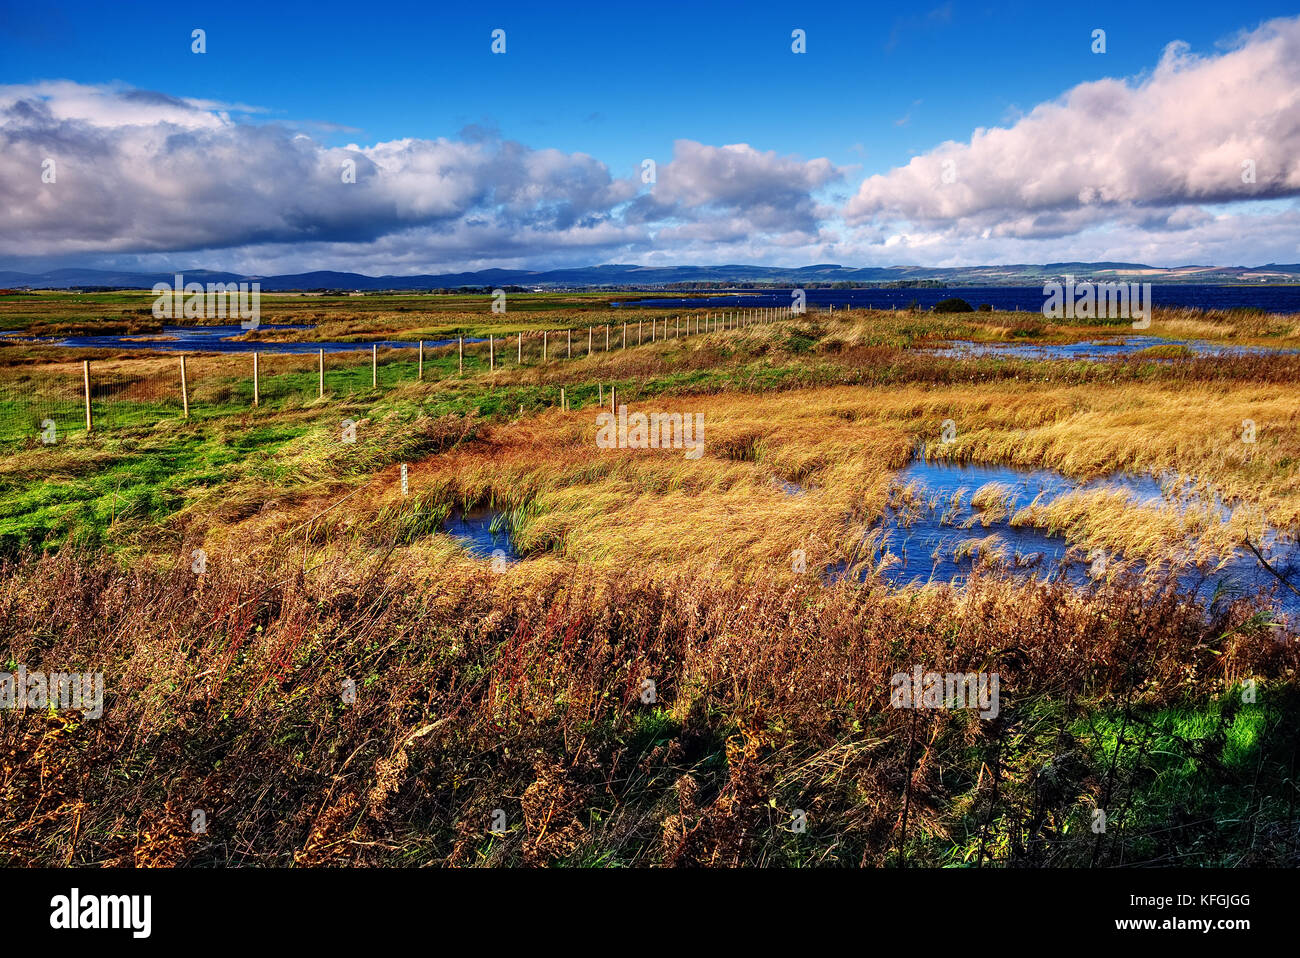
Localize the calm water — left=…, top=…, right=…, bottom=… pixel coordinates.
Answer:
left=452, top=467, right=1298, bottom=616
left=1, top=324, right=475, bottom=354
left=928, top=336, right=1300, bottom=360
left=616, top=285, right=1300, bottom=314
left=442, top=508, right=519, bottom=562
left=841, top=460, right=1300, bottom=617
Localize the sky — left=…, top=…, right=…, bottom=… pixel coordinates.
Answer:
left=1, top=0, right=1299, bottom=274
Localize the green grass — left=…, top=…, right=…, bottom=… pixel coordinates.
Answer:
left=918, top=687, right=1300, bottom=867
left=0, top=422, right=313, bottom=550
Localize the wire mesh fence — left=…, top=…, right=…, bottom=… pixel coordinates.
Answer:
left=0, top=364, right=85, bottom=443
left=94, top=362, right=186, bottom=431
left=0, top=307, right=797, bottom=444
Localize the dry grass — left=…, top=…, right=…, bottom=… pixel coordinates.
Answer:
left=1, top=542, right=1295, bottom=867
left=177, top=375, right=1300, bottom=585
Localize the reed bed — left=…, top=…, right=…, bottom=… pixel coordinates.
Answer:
left=1, top=542, right=1295, bottom=867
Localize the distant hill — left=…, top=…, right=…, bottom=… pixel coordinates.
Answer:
left=2, top=262, right=1299, bottom=291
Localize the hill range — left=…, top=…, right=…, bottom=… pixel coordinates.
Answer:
left=2, top=262, right=1299, bottom=291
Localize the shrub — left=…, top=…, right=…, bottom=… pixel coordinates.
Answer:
left=1, top=544, right=1295, bottom=867
left=933, top=297, right=975, bottom=313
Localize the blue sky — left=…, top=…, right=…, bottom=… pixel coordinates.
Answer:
left=2, top=1, right=1299, bottom=272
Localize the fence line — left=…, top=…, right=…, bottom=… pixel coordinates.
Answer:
left=0, top=305, right=806, bottom=442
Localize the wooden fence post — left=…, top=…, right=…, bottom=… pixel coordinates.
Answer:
left=588, top=326, right=593, bottom=356
left=598, top=383, right=604, bottom=406
left=567, top=329, right=572, bottom=359
left=179, top=356, right=189, bottom=418
left=560, top=387, right=566, bottom=411
left=543, top=330, right=548, bottom=363
left=610, top=384, right=616, bottom=414
left=418, top=341, right=424, bottom=380
left=371, top=344, right=377, bottom=388
left=638, top=320, right=642, bottom=345
left=605, top=324, right=610, bottom=351
left=518, top=331, right=523, bottom=364
left=82, top=360, right=93, bottom=431
left=622, top=322, right=627, bottom=348
left=252, top=352, right=259, bottom=407
left=317, top=349, right=324, bottom=398
left=490, top=334, right=495, bottom=371
left=459, top=336, right=464, bottom=375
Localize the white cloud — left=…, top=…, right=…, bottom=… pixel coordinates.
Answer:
left=844, top=15, right=1300, bottom=251
left=0, top=83, right=842, bottom=271
left=641, top=141, right=842, bottom=233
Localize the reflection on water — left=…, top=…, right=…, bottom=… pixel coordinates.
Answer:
left=2, top=324, right=477, bottom=354
left=927, top=337, right=1299, bottom=361
left=442, top=507, right=519, bottom=562
left=847, top=459, right=1299, bottom=618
